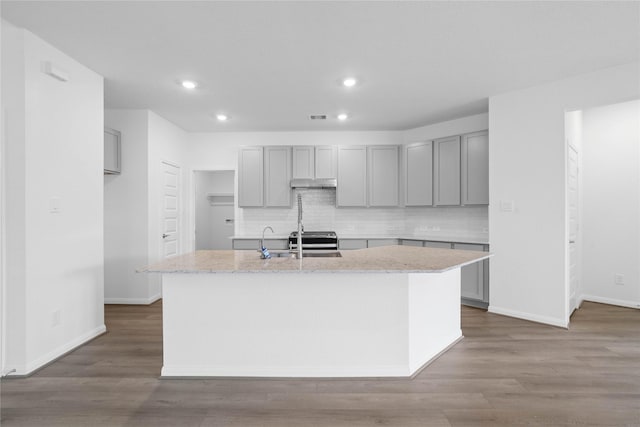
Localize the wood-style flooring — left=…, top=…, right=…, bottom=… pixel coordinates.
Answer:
left=1, top=301, right=639, bottom=426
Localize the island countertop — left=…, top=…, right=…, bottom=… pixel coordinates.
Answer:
left=142, top=245, right=490, bottom=274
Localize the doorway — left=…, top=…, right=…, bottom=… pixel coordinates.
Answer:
left=194, top=170, right=235, bottom=250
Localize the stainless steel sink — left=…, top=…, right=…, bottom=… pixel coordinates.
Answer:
left=298, top=252, right=342, bottom=258
left=265, top=251, right=342, bottom=258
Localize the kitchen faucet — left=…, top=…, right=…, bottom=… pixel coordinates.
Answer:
left=297, top=194, right=303, bottom=259
left=260, top=226, right=274, bottom=259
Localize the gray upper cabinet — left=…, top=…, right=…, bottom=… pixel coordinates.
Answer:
left=238, top=147, right=264, bottom=207
left=264, top=146, right=292, bottom=207
left=104, top=127, right=121, bottom=174
left=433, top=135, right=461, bottom=206
left=404, top=141, right=433, bottom=206
left=292, top=145, right=337, bottom=180
left=461, top=130, right=489, bottom=205
left=337, top=146, right=367, bottom=207
left=292, top=146, right=314, bottom=179
left=315, top=146, right=337, bottom=179
left=368, top=145, right=399, bottom=207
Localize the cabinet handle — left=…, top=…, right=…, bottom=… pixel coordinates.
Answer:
left=162, top=234, right=169, bottom=239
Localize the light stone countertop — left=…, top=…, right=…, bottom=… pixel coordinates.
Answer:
left=142, top=245, right=491, bottom=274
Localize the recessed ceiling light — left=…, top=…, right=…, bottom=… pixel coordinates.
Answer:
left=181, top=80, right=198, bottom=89
left=342, top=77, right=357, bottom=88
left=337, top=113, right=349, bottom=121
left=216, top=114, right=229, bottom=121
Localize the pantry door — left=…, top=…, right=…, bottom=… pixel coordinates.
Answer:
left=162, top=161, right=180, bottom=259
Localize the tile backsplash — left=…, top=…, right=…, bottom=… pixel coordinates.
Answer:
left=236, top=188, right=488, bottom=240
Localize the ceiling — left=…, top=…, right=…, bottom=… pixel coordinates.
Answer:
left=2, top=1, right=639, bottom=132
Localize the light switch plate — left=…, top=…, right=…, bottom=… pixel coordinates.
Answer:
left=50, top=197, right=61, bottom=213
left=500, top=200, right=515, bottom=212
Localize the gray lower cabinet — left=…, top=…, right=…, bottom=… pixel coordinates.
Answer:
left=368, top=146, right=399, bottom=207
left=367, top=239, right=400, bottom=248
left=404, top=141, right=433, bottom=206
left=264, top=146, right=292, bottom=207
left=339, top=239, right=367, bottom=250
left=337, top=146, right=367, bottom=207
left=453, top=243, right=489, bottom=308
left=461, top=131, right=489, bottom=205
left=232, top=239, right=288, bottom=250
left=423, top=241, right=453, bottom=249
left=433, top=136, right=461, bottom=206
left=238, top=147, right=264, bottom=207
left=232, top=239, right=260, bottom=250
left=401, top=239, right=423, bottom=247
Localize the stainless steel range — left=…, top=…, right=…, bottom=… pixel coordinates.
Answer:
left=288, top=231, right=338, bottom=252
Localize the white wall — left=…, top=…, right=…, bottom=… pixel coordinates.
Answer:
left=147, top=111, right=188, bottom=297
left=2, top=21, right=105, bottom=375
left=104, top=110, right=151, bottom=304
left=103, top=110, right=188, bottom=303
left=194, top=171, right=235, bottom=250
left=581, top=100, right=640, bottom=308
left=403, top=113, right=488, bottom=143
left=488, top=62, right=640, bottom=327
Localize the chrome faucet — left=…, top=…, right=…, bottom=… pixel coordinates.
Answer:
left=260, top=226, right=274, bottom=258
left=297, top=194, right=303, bottom=259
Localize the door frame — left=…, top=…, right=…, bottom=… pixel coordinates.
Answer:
left=191, top=169, right=236, bottom=251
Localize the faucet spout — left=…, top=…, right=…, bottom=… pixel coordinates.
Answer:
left=260, top=226, right=274, bottom=258
left=297, top=194, right=303, bottom=259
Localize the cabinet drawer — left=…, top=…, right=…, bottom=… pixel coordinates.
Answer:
left=339, top=239, right=367, bottom=250
left=367, top=239, right=400, bottom=248
left=232, top=239, right=260, bottom=250
left=423, top=241, right=452, bottom=249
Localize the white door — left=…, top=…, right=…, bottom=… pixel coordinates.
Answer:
left=162, top=162, right=180, bottom=259
left=568, top=144, right=580, bottom=314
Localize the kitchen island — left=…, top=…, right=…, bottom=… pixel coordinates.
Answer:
left=143, top=245, right=490, bottom=378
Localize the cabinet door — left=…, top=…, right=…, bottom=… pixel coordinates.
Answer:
left=104, top=128, right=121, bottom=174
left=238, top=147, right=264, bottom=207
left=315, top=146, right=337, bottom=179
left=461, top=131, right=489, bottom=205
left=434, top=136, right=461, bottom=206
left=264, top=146, right=292, bottom=207
left=368, top=146, right=399, bottom=207
left=454, top=243, right=485, bottom=301
left=337, top=146, right=367, bottom=207
left=292, top=146, right=314, bottom=179
left=405, top=141, right=433, bottom=206
left=423, top=241, right=452, bottom=249
left=339, top=239, right=367, bottom=250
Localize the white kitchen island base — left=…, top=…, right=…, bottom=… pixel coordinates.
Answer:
left=161, top=269, right=462, bottom=378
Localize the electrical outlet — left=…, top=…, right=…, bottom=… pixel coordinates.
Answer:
left=52, top=310, right=61, bottom=327
left=614, top=274, right=624, bottom=285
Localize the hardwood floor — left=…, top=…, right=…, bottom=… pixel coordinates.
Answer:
left=2, top=301, right=639, bottom=426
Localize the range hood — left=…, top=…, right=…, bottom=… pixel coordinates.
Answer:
left=290, top=178, right=337, bottom=189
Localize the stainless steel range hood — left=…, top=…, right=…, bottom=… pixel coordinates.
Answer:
left=290, top=178, right=337, bottom=189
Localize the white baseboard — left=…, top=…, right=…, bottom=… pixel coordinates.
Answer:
left=9, top=324, right=107, bottom=377
left=580, top=295, right=640, bottom=310
left=104, top=294, right=161, bottom=305
left=161, top=363, right=411, bottom=378
left=488, top=305, right=568, bottom=328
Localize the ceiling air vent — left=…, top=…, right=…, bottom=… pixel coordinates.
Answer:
left=309, top=114, right=327, bottom=120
